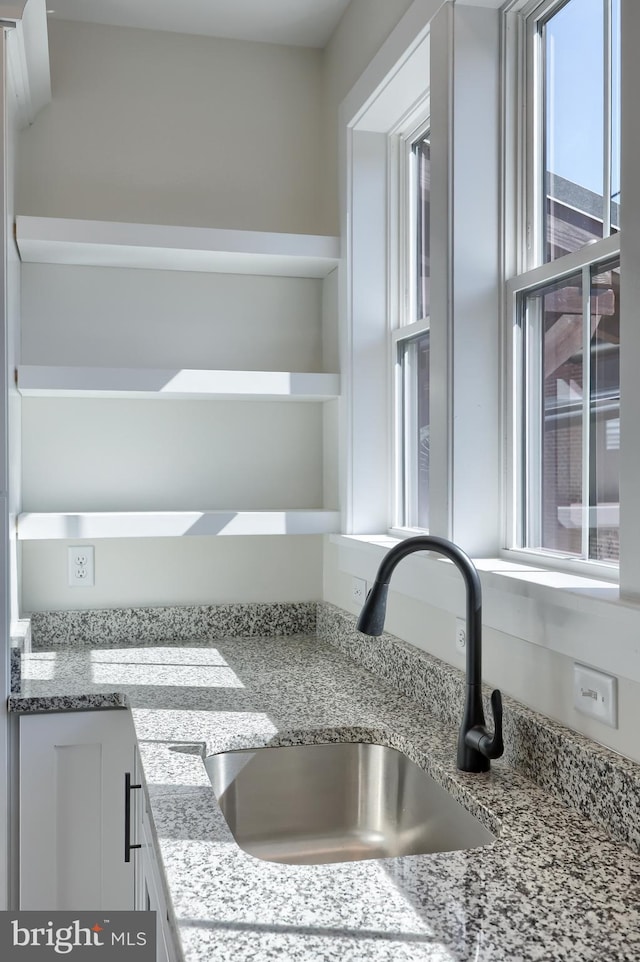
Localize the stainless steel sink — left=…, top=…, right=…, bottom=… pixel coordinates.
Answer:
left=204, top=742, right=496, bottom=865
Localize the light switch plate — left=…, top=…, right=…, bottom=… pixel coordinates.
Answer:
left=573, top=663, right=617, bottom=728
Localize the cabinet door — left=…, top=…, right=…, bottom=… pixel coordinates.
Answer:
left=140, top=820, right=176, bottom=962
left=133, top=747, right=146, bottom=914
left=134, top=749, right=177, bottom=962
left=19, top=709, right=135, bottom=910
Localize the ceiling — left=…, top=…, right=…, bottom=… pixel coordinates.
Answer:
left=46, top=0, right=353, bottom=48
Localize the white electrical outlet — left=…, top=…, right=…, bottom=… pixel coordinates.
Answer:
left=351, top=577, right=367, bottom=605
left=68, top=545, right=95, bottom=587
left=573, top=663, right=617, bottom=728
left=455, top=617, right=466, bottom=654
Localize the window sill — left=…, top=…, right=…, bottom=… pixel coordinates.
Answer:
left=330, top=533, right=640, bottom=683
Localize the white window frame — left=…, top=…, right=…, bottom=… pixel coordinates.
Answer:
left=390, top=111, right=431, bottom=536
left=503, top=0, right=621, bottom=581
left=336, top=0, right=640, bottom=695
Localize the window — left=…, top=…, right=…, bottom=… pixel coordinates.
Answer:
left=542, top=0, right=617, bottom=260
left=509, top=0, right=621, bottom=568
left=393, top=129, right=431, bottom=530
left=521, top=259, right=620, bottom=561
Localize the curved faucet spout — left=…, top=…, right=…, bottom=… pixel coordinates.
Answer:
left=356, top=535, right=504, bottom=773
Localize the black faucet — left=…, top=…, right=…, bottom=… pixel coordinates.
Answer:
left=356, top=535, right=503, bottom=773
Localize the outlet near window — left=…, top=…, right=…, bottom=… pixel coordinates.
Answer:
left=351, top=577, right=367, bottom=606
left=573, top=663, right=617, bottom=728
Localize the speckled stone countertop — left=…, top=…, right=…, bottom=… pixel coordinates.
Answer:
left=10, top=633, right=640, bottom=962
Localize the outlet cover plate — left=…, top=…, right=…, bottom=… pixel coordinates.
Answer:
left=68, top=545, right=95, bottom=587
left=351, top=577, right=367, bottom=605
left=573, top=662, right=617, bottom=728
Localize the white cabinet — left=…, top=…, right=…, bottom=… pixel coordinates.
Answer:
left=133, top=750, right=178, bottom=962
left=19, top=709, right=137, bottom=910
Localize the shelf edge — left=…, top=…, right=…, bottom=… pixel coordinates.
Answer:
left=17, top=510, right=342, bottom=540
left=16, top=216, right=341, bottom=278
left=17, top=366, right=340, bottom=401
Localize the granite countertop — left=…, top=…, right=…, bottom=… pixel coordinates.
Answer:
left=10, top=632, right=640, bottom=962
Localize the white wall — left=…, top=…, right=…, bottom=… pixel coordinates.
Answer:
left=21, top=264, right=325, bottom=372
left=21, top=397, right=324, bottom=512
left=22, top=535, right=323, bottom=612
left=17, top=19, right=327, bottom=235
left=322, top=0, right=414, bottom=230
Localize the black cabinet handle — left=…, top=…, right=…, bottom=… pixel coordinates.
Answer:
left=125, top=771, right=142, bottom=863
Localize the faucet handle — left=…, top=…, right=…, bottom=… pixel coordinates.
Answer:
left=482, top=689, right=504, bottom=760
left=462, top=688, right=504, bottom=763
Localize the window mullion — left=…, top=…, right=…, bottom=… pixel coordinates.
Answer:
left=391, top=344, right=403, bottom=528
left=526, top=12, right=543, bottom=268
left=581, top=264, right=592, bottom=559
left=603, top=0, right=612, bottom=237
left=506, top=233, right=620, bottom=298
left=525, top=295, right=543, bottom=547
left=406, top=145, right=418, bottom=326
left=404, top=342, right=417, bottom=526
left=401, top=345, right=409, bottom=525
left=512, top=297, right=525, bottom=548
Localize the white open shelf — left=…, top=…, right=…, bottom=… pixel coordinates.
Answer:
left=17, top=366, right=340, bottom=402
left=17, top=216, right=342, bottom=545
left=16, top=216, right=340, bottom=278
left=17, top=510, right=341, bottom=540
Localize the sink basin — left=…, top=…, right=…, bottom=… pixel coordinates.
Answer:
left=204, top=742, right=495, bottom=865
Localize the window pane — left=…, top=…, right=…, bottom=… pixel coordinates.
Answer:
left=543, top=0, right=604, bottom=261
left=589, top=260, right=619, bottom=562
left=525, top=273, right=584, bottom=555
left=522, top=261, right=620, bottom=563
left=413, top=136, right=430, bottom=322
left=400, top=332, right=430, bottom=528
